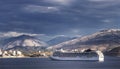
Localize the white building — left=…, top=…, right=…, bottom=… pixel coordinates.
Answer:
left=0, top=49, right=2, bottom=56
left=2, top=50, right=24, bottom=58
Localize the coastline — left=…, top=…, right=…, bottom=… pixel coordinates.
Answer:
left=0, top=56, right=49, bottom=59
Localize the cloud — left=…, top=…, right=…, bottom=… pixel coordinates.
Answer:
left=0, top=31, right=44, bottom=38
left=88, top=0, right=120, bottom=7
left=89, top=0, right=117, bottom=2
left=0, top=0, right=120, bottom=36
left=52, top=35, right=66, bottom=38
left=71, top=29, right=80, bottom=34
left=23, top=5, right=59, bottom=13
left=101, top=19, right=112, bottom=23
left=44, top=0, right=76, bottom=6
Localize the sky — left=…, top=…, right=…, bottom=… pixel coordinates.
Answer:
left=0, top=0, right=120, bottom=38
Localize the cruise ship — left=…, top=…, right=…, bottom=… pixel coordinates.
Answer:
left=50, top=50, right=104, bottom=62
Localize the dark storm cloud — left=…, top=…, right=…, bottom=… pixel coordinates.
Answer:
left=0, top=0, right=120, bottom=36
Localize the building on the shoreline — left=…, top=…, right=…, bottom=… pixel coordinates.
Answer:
left=1, top=50, right=24, bottom=58
left=0, top=49, right=3, bottom=56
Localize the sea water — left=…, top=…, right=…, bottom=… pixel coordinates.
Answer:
left=0, top=56, right=120, bottom=69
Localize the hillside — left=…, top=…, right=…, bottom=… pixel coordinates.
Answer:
left=1, top=35, right=48, bottom=50
left=105, top=46, right=120, bottom=56
left=48, top=29, right=120, bottom=51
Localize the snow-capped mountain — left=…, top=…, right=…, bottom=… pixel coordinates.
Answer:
left=48, top=29, right=120, bottom=50
left=1, top=35, right=48, bottom=50
left=47, top=36, right=77, bottom=46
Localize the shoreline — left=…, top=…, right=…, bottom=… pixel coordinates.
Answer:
left=0, top=56, right=49, bottom=59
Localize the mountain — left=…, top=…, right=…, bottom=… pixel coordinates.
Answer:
left=48, top=29, right=120, bottom=51
left=1, top=35, right=48, bottom=50
left=47, top=36, right=77, bottom=46
left=105, top=46, right=120, bottom=56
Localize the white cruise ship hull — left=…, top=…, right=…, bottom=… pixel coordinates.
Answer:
left=50, top=56, right=99, bottom=61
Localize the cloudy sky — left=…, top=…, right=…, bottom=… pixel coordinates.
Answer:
left=0, top=0, right=120, bottom=37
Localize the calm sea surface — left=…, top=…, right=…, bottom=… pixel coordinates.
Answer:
left=0, top=56, right=120, bottom=69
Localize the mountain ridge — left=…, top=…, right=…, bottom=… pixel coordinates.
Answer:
left=1, top=35, right=48, bottom=50
left=48, top=29, right=120, bottom=51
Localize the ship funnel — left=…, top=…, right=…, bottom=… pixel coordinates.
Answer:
left=96, top=51, right=104, bottom=62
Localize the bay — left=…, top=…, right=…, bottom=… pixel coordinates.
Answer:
left=0, top=56, right=120, bottom=69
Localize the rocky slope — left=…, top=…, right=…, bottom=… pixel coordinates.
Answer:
left=105, top=46, right=120, bottom=56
